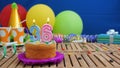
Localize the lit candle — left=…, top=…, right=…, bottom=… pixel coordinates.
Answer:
left=30, top=19, right=40, bottom=41
left=42, top=17, right=53, bottom=42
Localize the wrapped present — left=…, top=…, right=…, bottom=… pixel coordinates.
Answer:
left=11, top=27, right=24, bottom=44
left=97, top=34, right=120, bottom=44
left=0, top=27, right=11, bottom=43
left=97, top=34, right=109, bottom=39
left=114, top=35, right=120, bottom=40
left=113, top=35, right=120, bottom=44
left=97, top=34, right=112, bottom=44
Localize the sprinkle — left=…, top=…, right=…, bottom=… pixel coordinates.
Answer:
left=109, top=59, right=114, bottom=63
left=110, top=52, right=113, bottom=54
left=118, top=48, right=120, bottom=50
left=45, top=42, right=49, bottom=44
left=108, top=44, right=110, bottom=46
left=96, top=48, right=99, bottom=51
left=103, top=47, right=107, bottom=50
left=87, top=51, right=91, bottom=54
left=78, top=57, right=82, bottom=60
left=10, top=48, right=12, bottom=51
left=83, top=46, right=87, bottom=48
left=62, top=48, right=65, bottom=50
left=100, top=45, right=103, bottom=47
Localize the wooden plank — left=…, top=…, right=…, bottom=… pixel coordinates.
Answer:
left=42, top=64, right=49, bottom=68
left=64, top=54, right=72, bottom=68
left=113, top=52, right=120, bottom=60
left=16, top=62, right=24, bottom=68
left=88, top=53, right=105, bottom=68
left=1, top=55, right=17, bottom=68
left=70, top=43, right=77, bottom=50
left=74, top=43, right=83, bottom=51
left=33, top=65, right=41, bottom=68
left=57, top=57, right=65, bottom=68
left=87, top=43, right=96, bottom=51
left=100, top=52, right=120, bottom=68
left=110, top=44, right=119, bottom=51
left=2, top=43, right=120, bottom=68
left=56, top=43, right=58, bottom=50
left=49, top=64, right=56, bottom=68
left=107, top=53, right=120, bottom=65
left=8, top=58, right=20, bottom=68
left=24, top=65, right=32, bottom=68
left=61, top=43, right=67, bottom=50
left=100, top=43, right=109, bottom=50
left=94, top=53, right=113, bottom=68
left=57, top=43, right=62, bottom=51
left=115, top=51, right=120, bottom=56
left=82, top=53, right=97, bottom=68
left=70, top=54, right=81, bottom=68
left=65, top=43, right=72, bottom=50
left=88, top=43, right=98, bottom=51
left=92, top=43, right=104, bottom=51
left=79, top=44, right=88, bottom=52
left=76, top=54, right=89, bottom=68
left=100, top=43, right=114, bottom=51
left=106, top=44, right=116, bottom=51
left=84, top=44, right=93, bottom=51
left=0, top=53, right=13, bottom=66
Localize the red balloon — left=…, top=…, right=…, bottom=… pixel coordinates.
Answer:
left=0, top=10, right=1, bottom=26
left=0, top=4, right=27, bottom=27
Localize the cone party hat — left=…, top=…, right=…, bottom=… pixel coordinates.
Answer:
left=8, top=2, right=22, bottom=28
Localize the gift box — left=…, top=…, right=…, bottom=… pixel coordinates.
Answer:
left=0, top=27, right=11, bottom=43
left=97, top=34, right=120, bottom=44
left=113, top=35, right=120, bottom=44
left=11, top=27, right=24, bottom=44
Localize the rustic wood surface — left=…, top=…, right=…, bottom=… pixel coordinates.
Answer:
left=0, top=43, right=120, bottom=68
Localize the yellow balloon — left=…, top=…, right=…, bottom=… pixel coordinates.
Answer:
left=26, top=4, right=55, bottom=29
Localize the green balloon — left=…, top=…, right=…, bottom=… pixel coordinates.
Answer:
left=53, top=10, right=83, bottom=35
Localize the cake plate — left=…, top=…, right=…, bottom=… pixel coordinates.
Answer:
left=18, top=52, right=64, bottom=65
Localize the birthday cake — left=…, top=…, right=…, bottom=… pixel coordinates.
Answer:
left=25, top=41, right=56, bottom=60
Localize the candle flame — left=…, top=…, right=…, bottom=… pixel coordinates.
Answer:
left=47, top=17, right=50, bottom=23
left=33, top=19, right=36, bottom=26
left=33, top=19, right=36, bottom=23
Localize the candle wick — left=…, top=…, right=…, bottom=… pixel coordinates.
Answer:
left=33, top=22, right=35, bottom=26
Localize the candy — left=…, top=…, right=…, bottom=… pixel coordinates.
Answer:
left=118, top=48, right=120, bottom=50
left=96, top=48, right=99, bottom=51
left=77, top=57, right=82, bottom=60
left=62, top=48, right=65, bottom=50
left=102, top=47, right=108, bottom=50
left=109, top=59, right=114, bottom=63
left=87, top=50, right=91, bottom=54
left=110, top=52, right=113, bottom=54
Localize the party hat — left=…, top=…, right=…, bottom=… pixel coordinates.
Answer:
left=8, top=2, right=22, bottom=28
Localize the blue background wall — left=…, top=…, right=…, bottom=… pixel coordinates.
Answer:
left=0, top=0, right=120, bottom=34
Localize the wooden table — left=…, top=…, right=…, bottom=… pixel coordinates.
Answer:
left=0, top=43, right=120, bottom=68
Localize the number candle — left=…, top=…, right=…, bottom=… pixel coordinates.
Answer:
left=42, top=18, right=53, bottom=42
left=30, top=19, right=40, bottom=41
